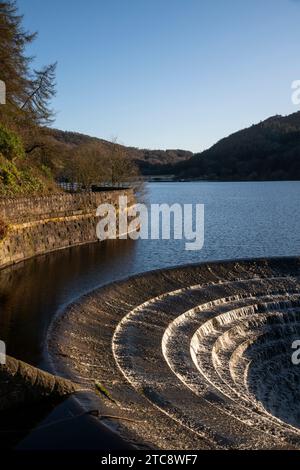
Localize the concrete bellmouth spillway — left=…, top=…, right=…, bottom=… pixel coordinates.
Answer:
left=49, top=257, right=300, bottom=450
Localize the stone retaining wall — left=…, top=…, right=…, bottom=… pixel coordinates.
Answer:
left=0, top=189, right=134, bottom=268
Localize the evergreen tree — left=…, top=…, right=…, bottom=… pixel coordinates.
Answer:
left=0, top=1, right=56, bottom=125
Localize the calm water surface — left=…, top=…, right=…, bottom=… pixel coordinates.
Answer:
left=0, top=181, right=299, bottom=365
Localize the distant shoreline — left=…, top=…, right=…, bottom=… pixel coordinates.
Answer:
left=144, top=177, right=300, bottom=183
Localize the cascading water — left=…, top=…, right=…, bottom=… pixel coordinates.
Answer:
left=49, top=258, right=300, bottom=450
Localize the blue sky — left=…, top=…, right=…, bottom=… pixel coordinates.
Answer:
left=18, top=0, right=300, bottom=152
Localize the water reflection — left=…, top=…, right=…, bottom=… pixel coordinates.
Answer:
left=0, top=239, right=138, bottom=366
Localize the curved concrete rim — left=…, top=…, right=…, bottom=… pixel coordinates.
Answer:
left=47, top=256, right=300, bottom=450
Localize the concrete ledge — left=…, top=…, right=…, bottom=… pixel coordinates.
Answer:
left=0, top=355, right=79, bottom=411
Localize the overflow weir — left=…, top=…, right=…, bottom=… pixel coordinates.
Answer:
left=49, top=257, right=300, bottom=450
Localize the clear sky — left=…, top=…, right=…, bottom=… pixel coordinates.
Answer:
left=18, top=0, right=300, bottom=152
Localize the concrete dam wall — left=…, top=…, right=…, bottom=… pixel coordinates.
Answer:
left=49, top=257, right=300, bottom=450
left=0, top=189, right=134, bottom=268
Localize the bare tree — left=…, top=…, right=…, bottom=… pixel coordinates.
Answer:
left=64, top=143, right=109, bottom=191
left=21, top=63, right=57, bottom=125
left=107, top=137, right=140, bottom=186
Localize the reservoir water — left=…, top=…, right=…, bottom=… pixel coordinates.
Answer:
left=0, top=181, right=299, bottom=366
